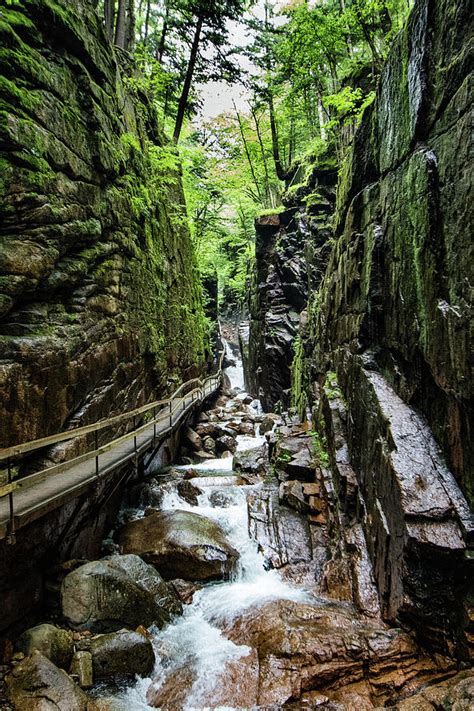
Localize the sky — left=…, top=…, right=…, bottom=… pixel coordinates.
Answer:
left=197, top=0, right=287, bottom=121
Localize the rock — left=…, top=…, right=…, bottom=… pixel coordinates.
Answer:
left=197, top=412, right=210, bottom=423
left=119, top=510, right=240, bottom=581
left=177, top=480, right=203, bottom=506
left=147, top=647, right=259, bottom=710
left=6, top=651, right=92, bottom=710
left=61, top=554, right=182, bottom=632
left=193, top=449, right=215, bottom=461
left=88, top=631, right=154, bottom=679
left=0, top=0, right=209, bottom=636
left=209, top=490, right=235, bottom=508
left=260, top=414, right=280, bottom=435
left=70, top=651, right=93, bottom=689
left=247, top=485, right=314, bottom=569
left=279, top=480, right=309, bottom=514
left=395, top=671, right=474, bottom=710
left=15, top=624, right=73, bottom=669
left=220, top=599, right=453, bottom=708
left=273, top=433, right=316, bottom=481
left=239, top=421, right=255, bottom=435
left=216, top=434, right=237, bottom=454
left=170, top=579, right=202, bottom=604
left=233, top=443, right=269, bottom=481
left=202, top=435, right=216, bottom=455
left=195, top=422, right=221, bottom=438
left=184, top=427, right=202, bottom=452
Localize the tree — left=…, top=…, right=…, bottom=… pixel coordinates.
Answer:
left=172, top=0, right=248, bottom=142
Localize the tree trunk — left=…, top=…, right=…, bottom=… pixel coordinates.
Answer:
left=114, top=0, right=127, bottom=48
left=157, top=3, right=169, bottom=62
left=144, top=0, right=151, bottom=42
left=250, top=106, right=271, bottom=205
left=235, top=101, right=263, bottom=204
left=125, top=0, right=136, bottom=52
left=173, top=15, right=203, bottom=143
left=104, top=0, right=115, bottom=41
left=268, top=93, right=286, bottom=182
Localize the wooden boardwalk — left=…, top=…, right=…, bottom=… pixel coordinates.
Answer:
left=0, top=370, right=222, bottom=541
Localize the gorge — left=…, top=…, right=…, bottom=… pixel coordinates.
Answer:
left=0, top=0, right=472, bottom=709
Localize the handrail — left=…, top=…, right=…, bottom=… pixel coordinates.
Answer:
left=0, top=370, right=219, bottom=462
left=0, top=337, right=226, bottom=542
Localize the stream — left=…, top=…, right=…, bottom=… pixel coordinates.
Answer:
left=107, top=341, right=311, bottom=710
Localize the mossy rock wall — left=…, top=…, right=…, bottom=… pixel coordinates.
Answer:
left=292, top=0, right=473, bottom=656
left=307, top=0, right=473, bottom=504
left=0, top=0, right=207, bottom=448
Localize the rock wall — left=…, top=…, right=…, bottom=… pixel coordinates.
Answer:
left=244, top=166, right=337, bottom=411
left=291, top=0, right=473, bottom=658
left=0, top=0, right=207, bottom=452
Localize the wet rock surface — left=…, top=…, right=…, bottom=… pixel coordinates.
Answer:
left=221, top=599, right=460, bottom=709
left=15, top=624, right=73, bottom=670
left=61, top=555, right=181, bottom=632
left=119, top=509, right=240, bottom=581
left=248, top=485, right=313, bottom=570
left=6, top=651, right=93, bottom=710
left=86, top=631, right=154, bottom=679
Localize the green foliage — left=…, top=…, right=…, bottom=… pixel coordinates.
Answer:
left=309, top=428, right=330, bottom=469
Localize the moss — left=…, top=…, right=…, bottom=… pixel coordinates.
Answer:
left=309, top=428, right=330, bottom=468
left=256, top=205, right=285, bottom=218
left=323, top=371, right=344, bottom=401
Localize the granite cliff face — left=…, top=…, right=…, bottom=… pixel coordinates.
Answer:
left=0, top=0, right=207, bottom=451
left=247, top=0, right=473, bottom=659
left=242, top=165, right=337, bottom=411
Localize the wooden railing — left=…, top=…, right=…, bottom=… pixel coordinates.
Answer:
left=0, top=348, right=225, bottom=542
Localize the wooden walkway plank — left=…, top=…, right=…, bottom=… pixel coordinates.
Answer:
left=0, top=370, right=222, bottom=541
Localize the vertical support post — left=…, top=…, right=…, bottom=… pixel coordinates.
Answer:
left=95, top=430, right=99, bottom=478
left=7, top=457, right=15, bottom=544
left=133, top=416, right=137, bottom=456
left=169, top=400, right=172, bottom=428
left=153, top=406, right=157, bottom=444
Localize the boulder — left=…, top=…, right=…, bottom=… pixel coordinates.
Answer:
left=6, top=651, right=92, bottom=710
left=216, top=435, right=237, bottom=454
left=184, top=427, right=202, bottom=452
left=202, top=435, right=216, bottom=455
left=15, top=624, right=73, bottom=669
left=119, top=510, right=239, bottom=581
left=61, top=554, right=182, bottom=632
left=195, top=422, right=221, bottom=438
left=260, top=414, right=280, bottom=435
left=193, top=449, right=215, bottom=461
left=177, top=480, right=203, bottom=506
left=233, top=443, right=269, bottom=481
left=170, top=579, right=202, bottom=605
left=70, top=651, right=93, bottom=689
left=87, top=631, right=154, bottom=679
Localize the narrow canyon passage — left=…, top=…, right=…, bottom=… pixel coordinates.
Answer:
left=0, top=0, right=472, bottom=708
left=97, top=340, right=312, bottom=709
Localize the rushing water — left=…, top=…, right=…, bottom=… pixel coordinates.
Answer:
left=107, top=339, right=309, bottom=710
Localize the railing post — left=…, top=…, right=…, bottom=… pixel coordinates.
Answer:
left=95, top=430, right=99, bottom=478
left=153, top=406, right=157, bottom=444
left=169, top=401, right=172, bottom=428
left=7, top=457, right=15, bottom=544
left=133, top=416, right=137, bottom=457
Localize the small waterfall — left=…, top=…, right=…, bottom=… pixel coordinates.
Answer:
left=109, top=346, right=310, bottom=710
